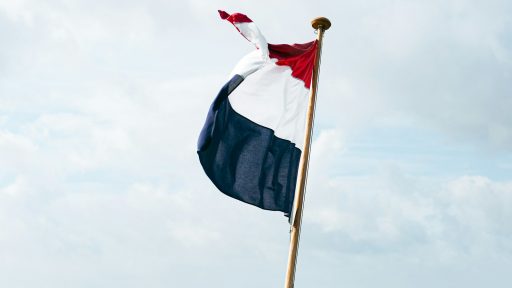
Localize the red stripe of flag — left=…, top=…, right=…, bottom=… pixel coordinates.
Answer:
left=218, top=10, right=253, bottom=23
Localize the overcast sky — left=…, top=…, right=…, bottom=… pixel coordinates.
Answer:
left=1, top=0, right=511, bottom=287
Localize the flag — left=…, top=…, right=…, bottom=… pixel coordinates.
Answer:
left=197, top=11, right=317, bottom=217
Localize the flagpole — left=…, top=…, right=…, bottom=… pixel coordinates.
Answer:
left=284, top=17, right=331, bottom=288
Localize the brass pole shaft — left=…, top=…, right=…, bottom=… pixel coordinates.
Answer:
left=284, top=17, right=330, bottom=288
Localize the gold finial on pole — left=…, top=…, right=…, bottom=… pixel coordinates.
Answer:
left=284, top=17, right=331, bottom=288
left=311, top=17, right=331, bottom=30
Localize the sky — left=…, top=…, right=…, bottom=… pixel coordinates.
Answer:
left=1, top=0, right=511, bottom=287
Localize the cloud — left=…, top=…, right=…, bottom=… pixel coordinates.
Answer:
left=1, top=1, right=511, bottom=287
left=315, top=0, right=512, bottom=150
left=305, top=130, right=512, bottom=260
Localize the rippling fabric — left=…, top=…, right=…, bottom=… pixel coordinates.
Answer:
left=198, top=75, right=301, bottom=216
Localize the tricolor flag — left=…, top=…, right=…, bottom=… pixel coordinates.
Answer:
left=197, top=11, right=317, bottom=217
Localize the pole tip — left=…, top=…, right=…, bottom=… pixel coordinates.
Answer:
left=311, top=17, right=331, bottom=31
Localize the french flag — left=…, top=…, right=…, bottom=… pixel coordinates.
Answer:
left=198, top=11, right=317, bottom=217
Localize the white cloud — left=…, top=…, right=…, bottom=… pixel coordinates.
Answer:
left=315, top=0, right=512, bottom=150
left=305, top=132, right=512, bottom=260
left=1, top=0, right=511, bottom=287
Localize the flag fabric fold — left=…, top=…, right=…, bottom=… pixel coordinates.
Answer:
left=197, top=11, right=317, bottom=217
